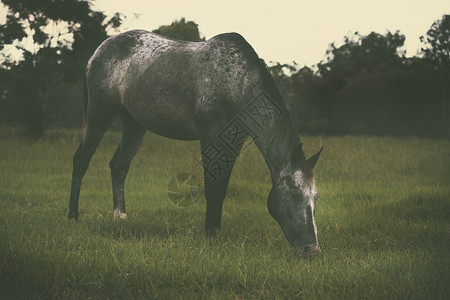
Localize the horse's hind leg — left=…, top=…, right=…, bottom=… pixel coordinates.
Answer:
left=67, top=103, right=117, bottom=220
left=110, top=110, right=146, bottom=219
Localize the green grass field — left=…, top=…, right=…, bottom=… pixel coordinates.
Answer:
left=0, top=128, right=449, bottom=299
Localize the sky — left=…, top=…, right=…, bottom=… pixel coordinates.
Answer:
left=90, top=0, right=450, bottom=67
left=0, top=1, right=449, bottom=67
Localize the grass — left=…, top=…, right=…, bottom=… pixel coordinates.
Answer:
left=0, top=128, right=449, bottom=299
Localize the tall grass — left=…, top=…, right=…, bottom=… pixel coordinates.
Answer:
left=0, top=128, right=448, bottom=299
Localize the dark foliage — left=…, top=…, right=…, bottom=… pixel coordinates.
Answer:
left=0, top=0, right=122, bottom=137
left=270, top=17, right=449, bottom=138
left=152, top=18, right=204, bottom=42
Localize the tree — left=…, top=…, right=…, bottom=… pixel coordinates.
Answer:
left=421, top=15, right=450, bottom=138
left=0, top=0, right=123, bottom=137
left=318, top=31, right=405, bottom=94
left=421, top=15, right=450, bottom=69
left=0, top=0, right=91, bottom=63
left=313, top=31, right=407, bottom=134
left=153, top=18, right=204, bottom=42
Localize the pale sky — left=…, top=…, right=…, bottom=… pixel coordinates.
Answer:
left=1, top=1, right=449, bottom=67
left=91, top=0, right=450, bottom=66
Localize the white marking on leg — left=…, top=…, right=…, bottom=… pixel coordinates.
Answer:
left=114, top=208, right=127, bottom=219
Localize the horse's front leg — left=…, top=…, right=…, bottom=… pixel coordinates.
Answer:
left=203, top=169, right=232, bottom=235
left=200, top=125, right=247, bottom=236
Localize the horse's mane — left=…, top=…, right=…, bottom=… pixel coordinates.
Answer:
left=270, top=115, right=313, bottom=178
left=259, top=59, right=303, bottom=165
left=269, top=109, right=301, bottom=163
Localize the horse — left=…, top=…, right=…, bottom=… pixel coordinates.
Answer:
left=67, top=30, right=323, bottom=256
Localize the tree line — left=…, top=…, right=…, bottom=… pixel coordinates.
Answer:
left=269, top=17, right=449, bottom=139
left=0, top=0, right=448, bottom=139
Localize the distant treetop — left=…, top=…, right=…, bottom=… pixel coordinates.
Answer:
left=152, top=18, right=204, bottom=42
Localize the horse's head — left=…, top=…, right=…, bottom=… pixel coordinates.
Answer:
left=268, top=145, right=323, bottom=257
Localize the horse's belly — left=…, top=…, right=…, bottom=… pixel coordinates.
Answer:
left=123, top=98, right=200, bottom=141
left=144, top=119, right=200, bottom=141
left=120, top=60, right=202, bottom=140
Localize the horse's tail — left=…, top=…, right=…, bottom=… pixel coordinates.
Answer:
left=82, top=72, right=88, bottom=129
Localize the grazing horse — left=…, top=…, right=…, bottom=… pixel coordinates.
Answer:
left=67, top=30, right=323, bottom=256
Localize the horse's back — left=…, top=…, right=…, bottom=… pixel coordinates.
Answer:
left=86, top=30, right=193, bottom=93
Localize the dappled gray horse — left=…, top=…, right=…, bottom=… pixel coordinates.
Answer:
left=67, top=30, right=323, bottom=256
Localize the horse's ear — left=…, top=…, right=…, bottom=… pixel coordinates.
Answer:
left=308, top=147, right=323, bottom=169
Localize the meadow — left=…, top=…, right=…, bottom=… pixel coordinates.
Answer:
left=0, top=128, right=449, bottom=299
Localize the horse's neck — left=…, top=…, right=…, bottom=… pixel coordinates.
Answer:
left=252, top=111, right=299, bottom=176
left=246, top=67, right=300, bottom=177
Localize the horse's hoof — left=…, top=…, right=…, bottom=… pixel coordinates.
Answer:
left=67, top=218, right=78, bottom=225
left=205, top=227, right=218, bottom=237
left=114, top=209, right=127, bottom=219
left=67, top=209, right=78, bottom=221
